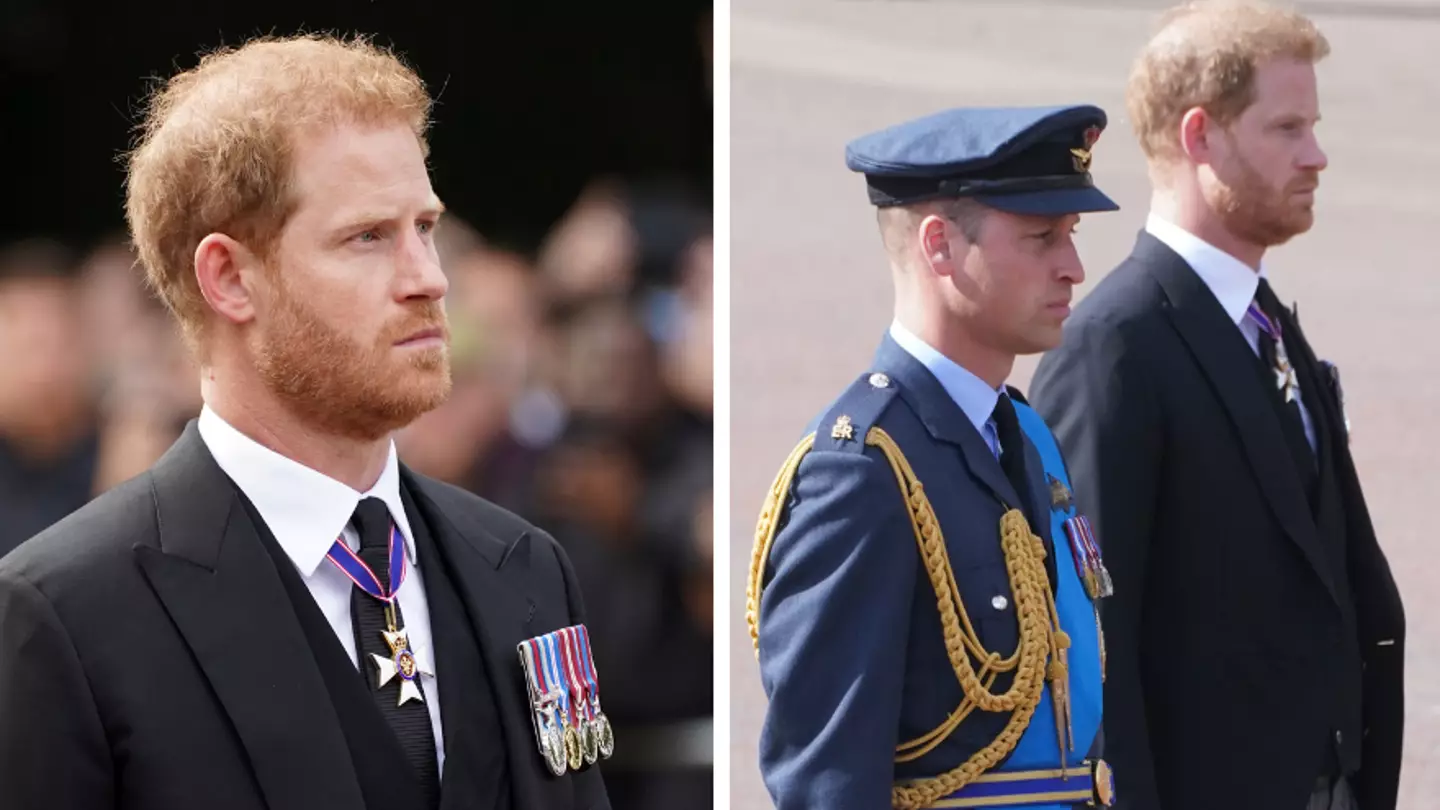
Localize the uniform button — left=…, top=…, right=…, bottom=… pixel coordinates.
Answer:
left=869, top=373, right=890, bottom=389
left=1335, top=730, right=1343, bottom=745
left=991, top=595, right=1009, bottom=610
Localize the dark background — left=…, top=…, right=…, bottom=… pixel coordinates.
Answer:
left=1, top=0, right=712, bottom=253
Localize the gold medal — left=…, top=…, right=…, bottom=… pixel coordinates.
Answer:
left=563, top=723, right=583, bottom=770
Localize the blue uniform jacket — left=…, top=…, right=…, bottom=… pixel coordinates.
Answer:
left=753, top=334, right=1105, bottom=810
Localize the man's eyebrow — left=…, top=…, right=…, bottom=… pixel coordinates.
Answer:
left=332, top=199, right=447, bottom=232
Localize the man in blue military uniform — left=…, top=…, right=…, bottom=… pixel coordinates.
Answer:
left=745, top=105, right=1122, bottom=810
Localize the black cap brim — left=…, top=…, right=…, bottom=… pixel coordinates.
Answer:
left=976, top=186, right=1120, bottom=216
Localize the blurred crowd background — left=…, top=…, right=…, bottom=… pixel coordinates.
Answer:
left=0, top=3, right=713, bottom=808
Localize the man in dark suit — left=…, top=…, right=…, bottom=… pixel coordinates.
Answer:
left=0, top=35, right=610, bottom=810
left=1030, top=4, right=1405, bottom=810
left=748, top=104, right=1123, bottom=810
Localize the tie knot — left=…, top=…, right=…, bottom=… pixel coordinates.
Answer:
left=1254, top=278, right=1284, bottom=318
left=991, top=392, right=1018, bottom=431
left=990, top=392, right=1026, bottom=461
left=352, top=497, right=392, bottom=552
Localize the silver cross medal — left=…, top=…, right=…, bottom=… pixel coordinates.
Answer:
left=371, top=627, right=434, bottom=706
left=1273, top=343, right=1300, bottom=404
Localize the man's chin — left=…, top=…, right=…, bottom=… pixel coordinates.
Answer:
left=1291, top=210, right=1316, bottom=235
left=1264, top=214, right=1314, bottom=247
left=339, top=388, right=452, bottom=441
left=315, top=364, right=452, bottom=441
left=392, top=372, right=453, bottom=420
left=396, top=343, right=450, bottom=371
left=1011, top=325, right=1065, bottom=357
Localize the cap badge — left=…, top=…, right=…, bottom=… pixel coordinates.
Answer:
left=1071, top=125, right=1102, bottom=173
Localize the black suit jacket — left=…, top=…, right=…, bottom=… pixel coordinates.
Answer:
left=0, top=422, right=611, bottom=810
left=1030, top=232, right=1405, bottom=810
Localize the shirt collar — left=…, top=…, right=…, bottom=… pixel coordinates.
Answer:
left=1145, top=212, right=1266, bottom=326
left=888, top=320, right=1003, bottom=436
left=197, top=404, right=417, bottom=577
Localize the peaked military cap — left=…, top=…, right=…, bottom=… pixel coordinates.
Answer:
left=844, top=104, right=1120, bottom=215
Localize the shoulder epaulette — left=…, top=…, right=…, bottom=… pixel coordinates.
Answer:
left=813, top=371, right=902, bottom=454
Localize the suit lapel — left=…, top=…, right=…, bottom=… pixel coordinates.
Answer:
left=399, top=483, right=506, bottom=810
left=1140, top=233, right=1339, bottom=606
left=401, top=469, right=550, bottom=809
left=425, top=577, right=493, bottom=810
left=873, top=335, right=1024, bottom=511
left=1277, top=304, right=1353, bottom=579
left=135, top=424, right=365, bottom=810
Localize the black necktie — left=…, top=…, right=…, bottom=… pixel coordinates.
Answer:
left=350, top=497, right=440, bottom=808
left=990, top=394, right=1039, bottom=530
left=991, top=394, right=1059, bottom=593
left=1253, top=280, right=1316, bottom=485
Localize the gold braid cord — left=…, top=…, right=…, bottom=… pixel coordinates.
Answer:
left=746, top=427, right=1069, bottom=810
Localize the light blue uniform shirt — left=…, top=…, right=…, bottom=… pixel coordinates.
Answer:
left=888, top=320, right=1006, bottom=460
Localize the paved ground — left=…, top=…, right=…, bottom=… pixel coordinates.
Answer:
left=729, top=1, right=1440, bottom=806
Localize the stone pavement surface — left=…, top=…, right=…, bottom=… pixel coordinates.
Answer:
left=729, top=1, right=1440, bottom=806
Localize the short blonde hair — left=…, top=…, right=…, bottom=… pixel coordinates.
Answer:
left=877, top=198, right=986, bottom=262
left=124, top=34, right=432, bottom=351
left=1126, top=1, right=1329, bottom=162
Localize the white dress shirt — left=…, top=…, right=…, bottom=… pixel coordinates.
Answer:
left=198, top=405, right=446, bottom=772
left=1145, top=213, right=1316, bottom=450
left=889, top=320, right=1007, bottom=460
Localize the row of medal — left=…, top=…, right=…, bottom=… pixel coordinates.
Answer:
left=1050, top=476, right=1114, bottom=603
left=518, top=624, right=614, bottom=776
left=1062, top=514, right=1113, bottom=602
